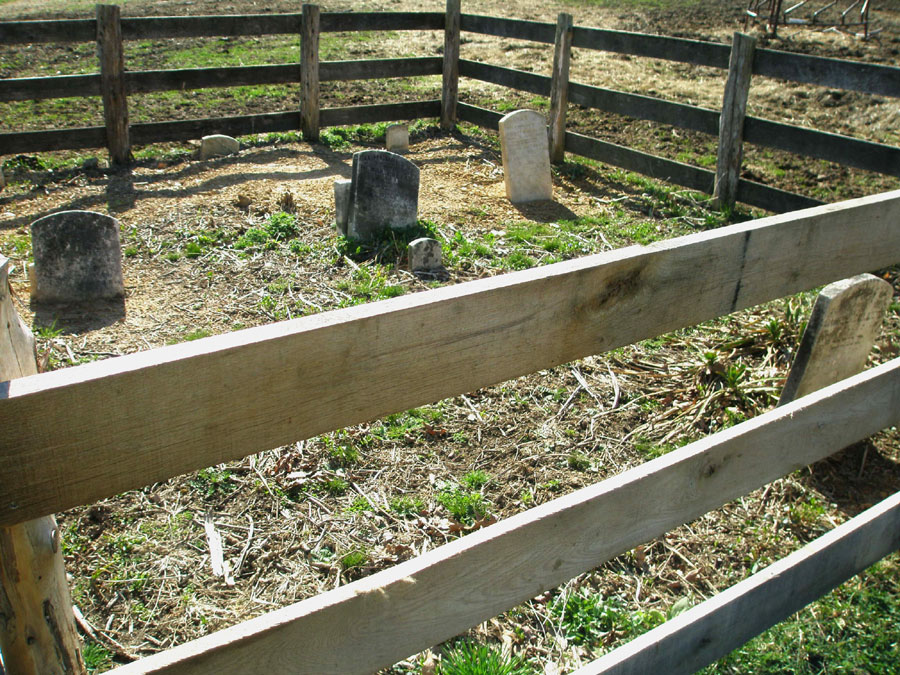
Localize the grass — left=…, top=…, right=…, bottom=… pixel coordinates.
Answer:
left=438, top=641, right=533, bottom=675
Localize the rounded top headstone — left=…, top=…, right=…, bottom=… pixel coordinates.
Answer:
left=30, top=210, right=124, bottom=303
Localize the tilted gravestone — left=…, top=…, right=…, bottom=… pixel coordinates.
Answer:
left=778, top=273, right=893, bottom=405
left=200, top=134, right=239, bottom=160
left=408, top=237, right=443, bottom=274
left=30, top=210, right=124, bottom=303
left=498, top=109, right=553, bottom=204
left=385, top=124, right=409, bottom=154
left=347, top=150, right=419, bottom=241
left=334, top=179, right=352, bottom=236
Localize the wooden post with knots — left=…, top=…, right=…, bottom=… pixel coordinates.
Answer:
left=301, top=4, right=321, bottom=142
left=0, top=255, right=86, bottom=674
left=441, top=0, right=461, bottom=130
left=96, top=4, right=132, bottom=166
left=548, top=12, right=573, bottom=163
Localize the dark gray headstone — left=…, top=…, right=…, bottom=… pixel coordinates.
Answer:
left=30, top=210, right=124, bottom=303
left=347, top=150, right=419, bottom=241
left=334, top=179, right=352, bottom=236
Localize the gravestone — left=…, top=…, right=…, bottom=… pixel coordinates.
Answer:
left=347, top=150, right=419, bottom=241
left=385, top=124, right=409, bottom=154
left=778, top=273, right=893, bottom=405
left=408, top=237, right=443, bottom=274
left=200, top=134, right=239, bottom=159
left=498, top=109, right=552, bottom=204
left=334, top=179, right=352, bottom=236
left=30, top=210, right=124, bottom=303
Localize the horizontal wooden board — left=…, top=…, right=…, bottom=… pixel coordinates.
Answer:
left=743, top=116, right=900, bottom=177
left=121, top=14, right=302, bottom=40
left=458, top=59, right=551, bottom=96
left=319, top=100, right=440, bottom=127
left=735, top=178, right=823, bottom=213
left=319, top=12, right=444, bottom=32
left=320, top=57, right=442, bottom=81
left=126, top=65, right=298, bottom=94
left=129, top=112, right=299, bottom=145
left=3, top=190, right=900, bottom=525
left=753, top=48, right=900, bottom=98
left=457, top=101, right=503, bottom=129
left=0, top=73, right=101, bottom=102
left=572, top=27, right=730, bottom=69
left=0, top=126, right=106, bottom=154
left=567, top=81, right=719, bottom=135
left=0, top=19, right=95, bottom=44
left=564, top=131, right=716, bottom=194
left=460, top=14, right=556, bottom=43
left=109, top=359, right=900, bottom=674
left=583, top=490, right=900, bottom=675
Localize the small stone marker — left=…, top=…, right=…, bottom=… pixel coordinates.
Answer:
left=200, top=134, right=240, bottom=160
left=347, top=150, right=420, bottom=241
left=385, top=124, right=409, bottom=154
left=408, top=237, right=443, bottom=274
left=778, top=273, right=893, bottom=405
left=334, top=179, right=352, bottom=236
left=0, top=167, right=5, bottom=191
left=498, top=109, right=553, bottom=204
left=30, top=210, right=124, bottom=303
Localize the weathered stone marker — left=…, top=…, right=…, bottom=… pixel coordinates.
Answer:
left=408, top=237, right=443, bottom=274
left=30, top=210, right=124, bottom=303
left=385, top=123, right=409, bottom=154
left=347, top=150, right=420, bottom=241
left=334, top=179, right=352, bottom=236
left=200, top=134, right=239, bottom=160
left=779, top=273, right=893, bottom=405
left=498, top=109, right=553, bottom=204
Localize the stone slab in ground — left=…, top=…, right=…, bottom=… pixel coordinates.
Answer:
left=200, top=134, right=240, bottom=160
left=499, top=109, right=552, bottom=204
left=30, top=210, right=124, bottom=303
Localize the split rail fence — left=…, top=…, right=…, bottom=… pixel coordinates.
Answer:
left=1, top=2, right=899, bottom=211
left=2, top=190, right=900, bottom=673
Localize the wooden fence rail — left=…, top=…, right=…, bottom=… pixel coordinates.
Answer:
left=2, top=4, right=899, bottom=209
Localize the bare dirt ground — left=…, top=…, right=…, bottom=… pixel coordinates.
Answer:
left=1, top=1, right=900, bottom=673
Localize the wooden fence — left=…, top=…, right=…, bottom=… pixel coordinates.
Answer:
left=2, top=189, right=900, bottom=673
left=1, top=2, right=898, bottom=211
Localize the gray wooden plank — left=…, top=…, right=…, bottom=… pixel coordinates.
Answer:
left=0, top=74, right=101, bottom=102
left=753, top=48, right=900, bottom=98
left=319, top=100, right=441, bottom=127
left=460, top=14, right=556, bottom=43
left=320, top=57, right=442, bottom=81
left=458, top=59, right=551, bottom=96
left=571, top=26, right=731, bottom=68
left=319, top=12, right=444, bottom=32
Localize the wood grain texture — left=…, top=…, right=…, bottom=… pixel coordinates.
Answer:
left=743, top=116, right=900, bottom=177
left=753, top=47, right=900, bottom=98
left=319, top=100, right=440, bottom=127
left=108, top=358, right=900, bottom=674
left=441, top=0, right=461, bottom=130
left=320, top=57, right=442, bottom=82
left=0, top=256, right=85, bottom=675
left=0, top=126, right=107, bottom=154
left=126, top=65, right=298, bottom=94
left=734, top=178, right=823, bottom=213
left=571, top=26, right=730, bottom=69
left=567, top=82, right=719, bottom=135
left=459, top=60, right=551, bottom=96
left=714, top=32, right=756, bottom=210
left=96, top=4, right=131, bottom=165
left=121, top=14, right=301, bottom=40
left=548, top=13, right=573, bottom=163
left=0, top=74, right=101, bottom=102
left=564, top=131, right=716, bottom=194
left=129, top=112, right=299, bottom=145
left=579, top=491, right=900, bottom=675
left=319, top=12, right=444, bottom=33
left=0, top=19, right=95, bottom=44
left=300, top=4, right=320, bottom=142
left=457, top=101, right=503, bottom=129
left=460, top=14, right=556, bottom=43
left=2, top=190, right=900, bottom=526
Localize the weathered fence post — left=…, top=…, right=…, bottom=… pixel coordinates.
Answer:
left=714, top=32, right=756, bottom=211
left=548, top=12, right=573, bottom=163
left=441, top=0, right=461, bottom=130
left=96, top=4, right=131, bottom=166
left=0, top=256, right=86, bottom=675
left=301, top=3, right=320, bottom=142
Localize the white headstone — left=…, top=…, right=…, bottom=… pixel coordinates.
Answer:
left=779, top=273, right=893, bottom=404
left=385, top=124, right=409, bottom=154
left=498, top=110, right=552, bottom=204
left=30, top=210, right=124, bottom=303
left=200, top=134, right=240, bottom=160
left=408, top=238, right=443, bottom=273
left=334, top=179, right=352, bottom=236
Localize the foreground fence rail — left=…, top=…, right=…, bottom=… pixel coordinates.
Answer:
left=1, top=2, right=898, bottom=211
left=1, top=190, right=900, bottom=673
